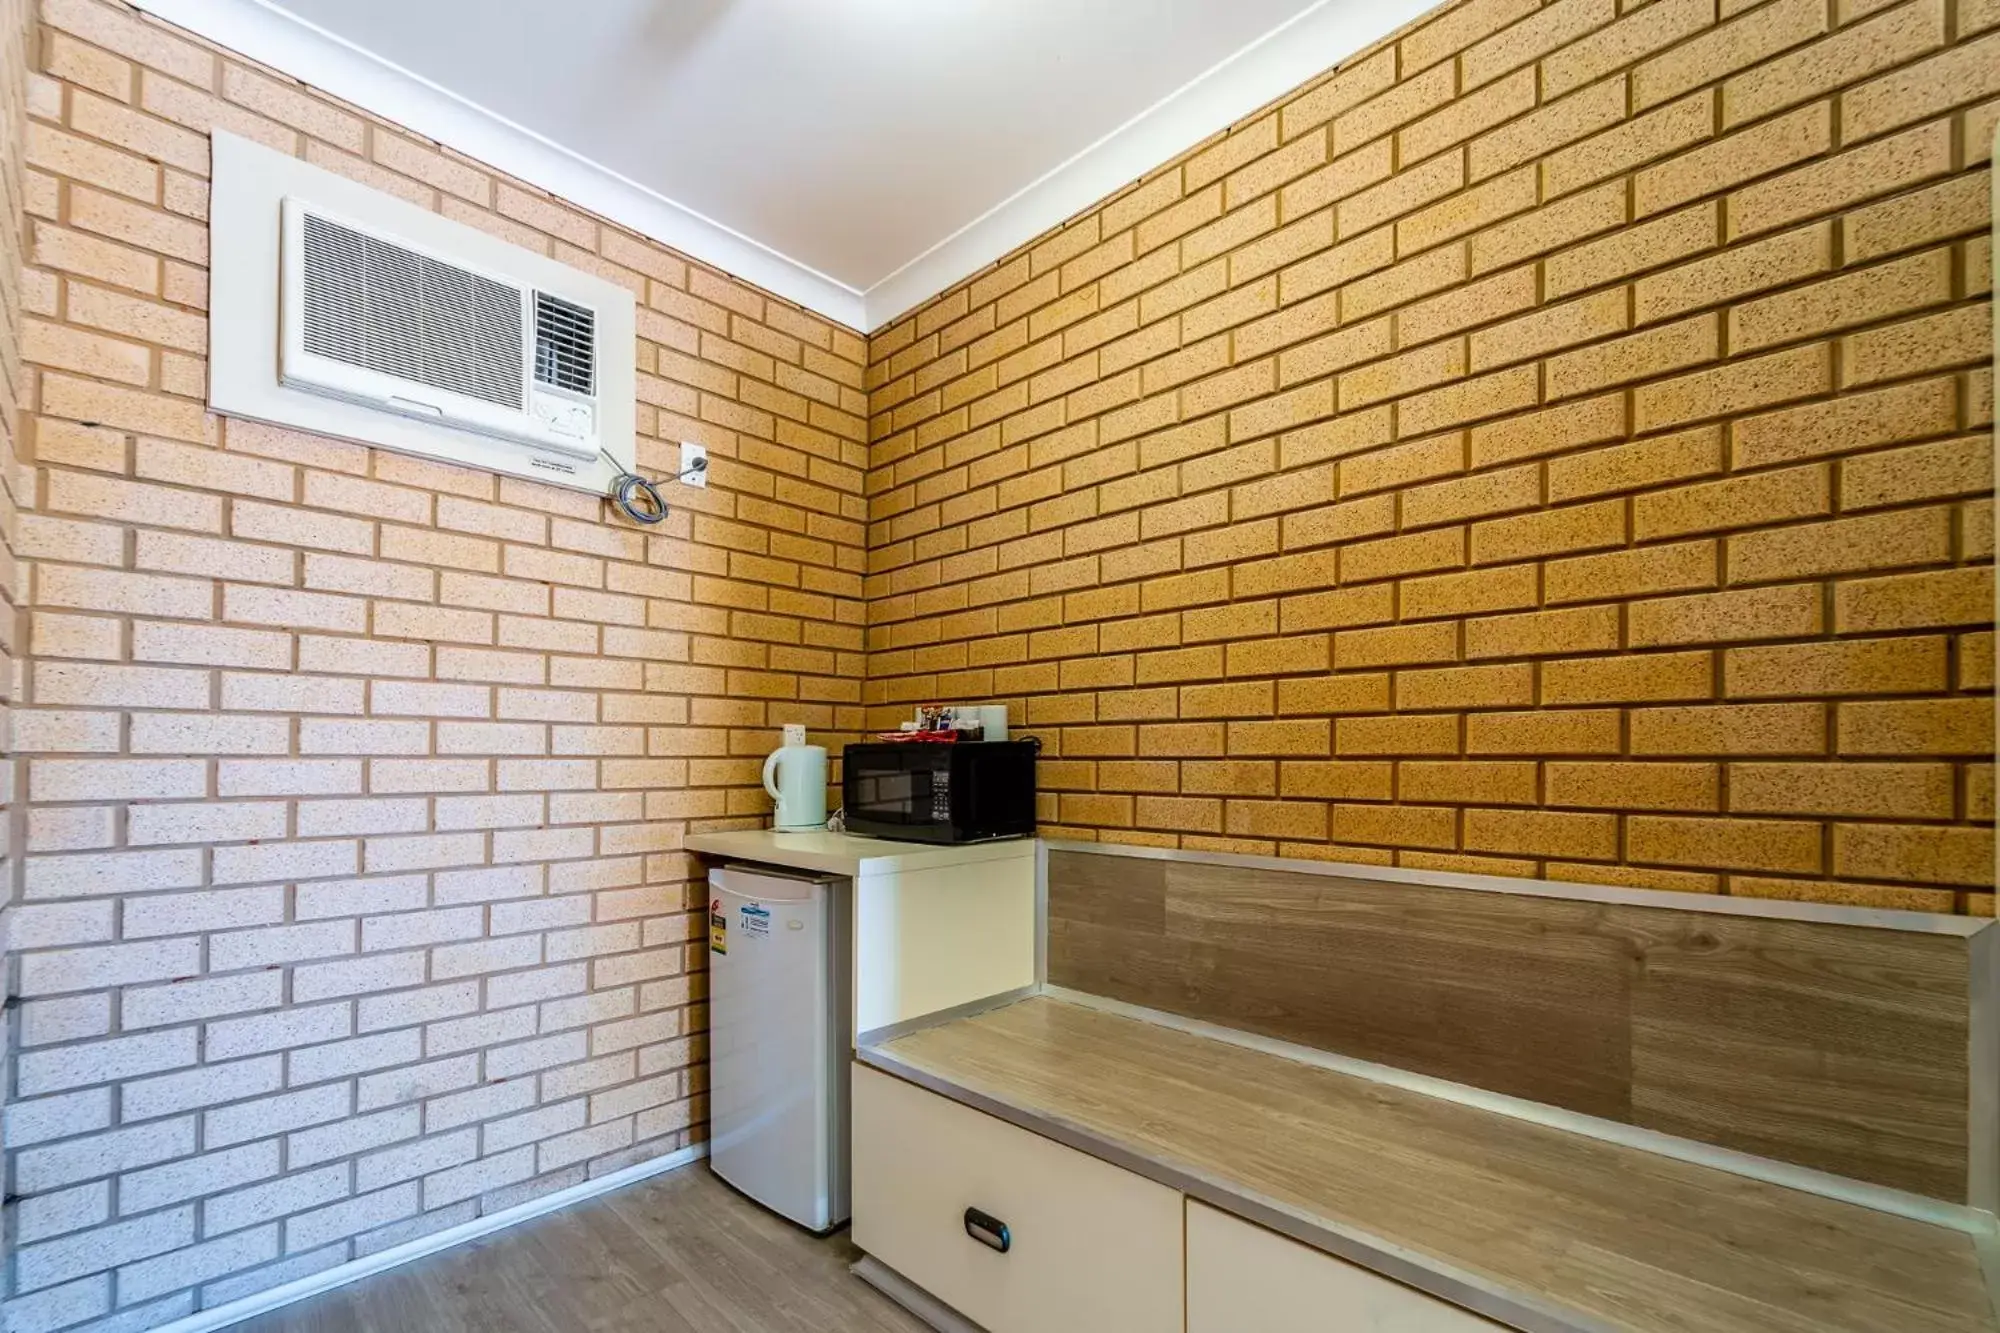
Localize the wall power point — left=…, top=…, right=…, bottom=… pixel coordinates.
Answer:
left=681, top=442, right=708, bottom=487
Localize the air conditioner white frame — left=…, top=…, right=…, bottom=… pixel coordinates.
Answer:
left=277, top=196, right=601, bottom=462
left=211, top=131, right=637, bottom=495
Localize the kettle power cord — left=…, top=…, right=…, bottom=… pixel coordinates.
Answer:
left=598, top=447, right=708, bottom=525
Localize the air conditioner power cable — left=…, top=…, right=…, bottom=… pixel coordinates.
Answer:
left=598, top=447, right=708, bottom=525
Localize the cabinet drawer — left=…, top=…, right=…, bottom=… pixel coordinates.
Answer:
left=1188, top=1201, right=1502, bottom=1332
left=851, top=1063, right=1182, bottom=1333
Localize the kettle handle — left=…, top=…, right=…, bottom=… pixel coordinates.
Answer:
left=762, top=748, right=784, bottom=804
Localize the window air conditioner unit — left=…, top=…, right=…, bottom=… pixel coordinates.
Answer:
left=278, top=197, right=602, bottom=463
left=210, top=131, right=635, bottom=494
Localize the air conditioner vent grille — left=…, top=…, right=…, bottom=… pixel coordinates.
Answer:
left=299, top=211, right=523, bottom=410
left=533, top=292, right=596, bottom=396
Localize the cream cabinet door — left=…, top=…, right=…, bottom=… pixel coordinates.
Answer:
left=851, top=1064, right=1182, bottom=1333
left=1187, top=1200, right=1502, bottom=1331
left=851, top=855, right=1035, bottom=1035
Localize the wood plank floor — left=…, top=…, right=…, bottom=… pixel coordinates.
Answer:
left=237, top=1164, right=929, bottom=1333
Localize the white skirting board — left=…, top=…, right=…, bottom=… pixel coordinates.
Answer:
left=148, top=1144, right=707, bottom=1333
left=850, top=1256, right=987, bottom=1333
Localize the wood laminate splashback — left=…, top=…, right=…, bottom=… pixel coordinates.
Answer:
left=1047, top=846, right=1994, bottom=1202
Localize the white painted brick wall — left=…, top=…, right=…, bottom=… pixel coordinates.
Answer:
left=15, top=1182, right=110, bottom=1245
left=119, top=1142, right=279, bottom=1215
left=3, top=1, right=868, bottom=1328
left=120, top=1054, right=280, bottom=1120
left=15, top=1206, right=195, bottom=1292
left=282, top=1184, right=419, bottom=1255
left=203, top=1166, right=348, bottom=1238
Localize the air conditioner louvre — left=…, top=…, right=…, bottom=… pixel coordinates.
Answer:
left=534, top=291, right=595, bottom=396
left=299, top=211, right=523, bottom=410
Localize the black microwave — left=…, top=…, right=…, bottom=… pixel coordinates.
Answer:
left=842, top=740, right=1037, bottom=844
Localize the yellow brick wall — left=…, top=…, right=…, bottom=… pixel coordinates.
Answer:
left=865, top=0, right=1999, bottom=913
left=4, top=2, right=866, bottom=1327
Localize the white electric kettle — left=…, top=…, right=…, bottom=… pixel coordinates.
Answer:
left=763, top=724, right=828, bottom=831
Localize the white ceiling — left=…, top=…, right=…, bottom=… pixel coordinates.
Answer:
left=141, top=0, right=1439, bottom=327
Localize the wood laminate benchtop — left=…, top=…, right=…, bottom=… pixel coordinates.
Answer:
left=860, top=994, right=2000, bottom=1333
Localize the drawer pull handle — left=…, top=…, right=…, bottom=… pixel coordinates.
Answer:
left=963, top=1206, right=1011, bottom=1254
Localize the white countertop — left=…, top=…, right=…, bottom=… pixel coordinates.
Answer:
left=683, top=828, right=1036, bottom=877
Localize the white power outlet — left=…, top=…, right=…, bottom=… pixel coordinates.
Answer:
left=680, top=442, right=708, bottom=488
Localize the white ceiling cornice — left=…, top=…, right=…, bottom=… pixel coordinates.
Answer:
left=132, top=0, right=870, bottom=327
left=133, top=0, right=1437, bottom=334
